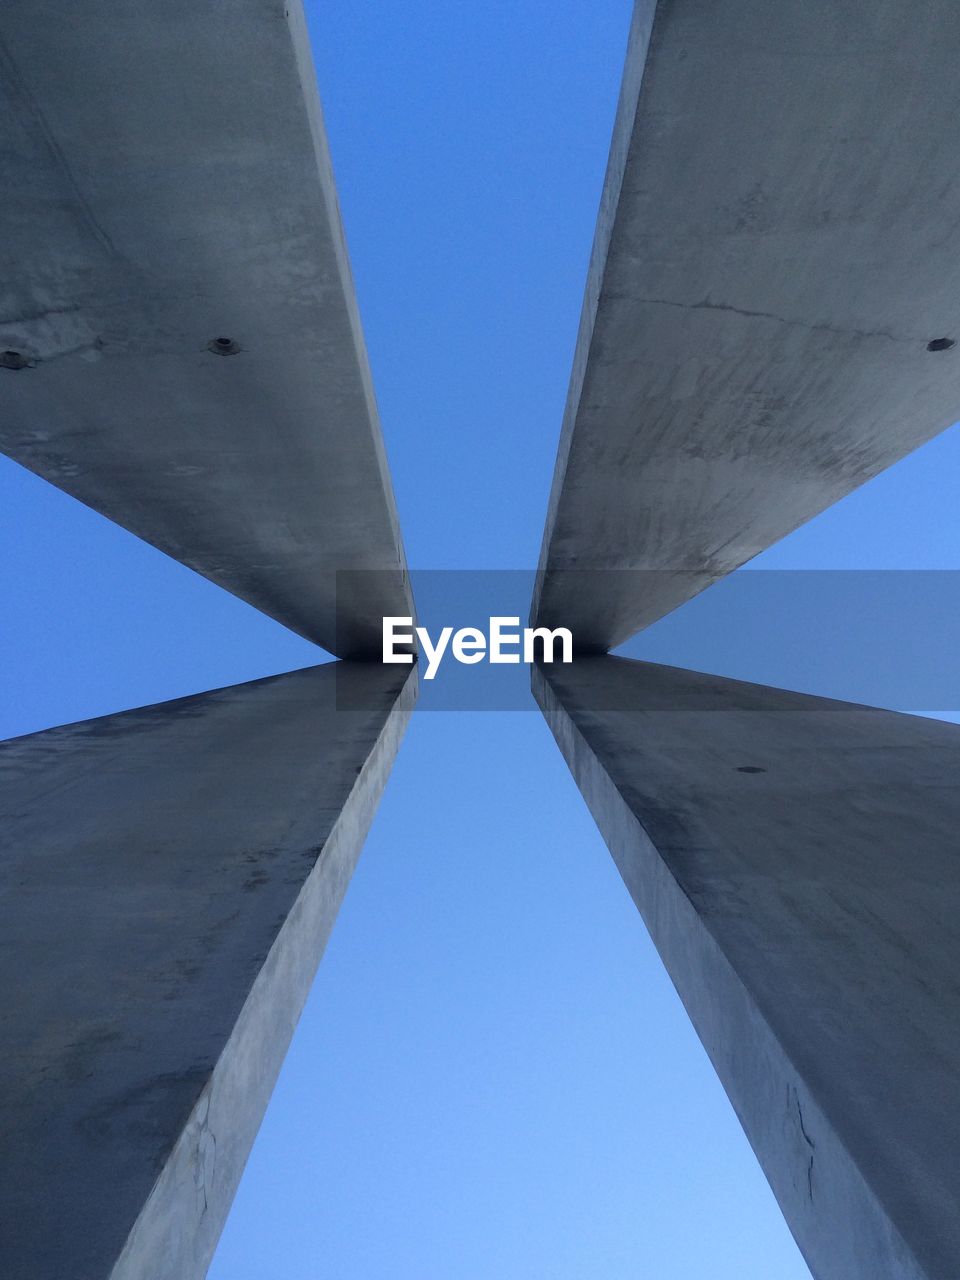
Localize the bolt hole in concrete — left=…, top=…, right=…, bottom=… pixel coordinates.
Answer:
left=736, top=766, right=767, bottom=773
left=0, top=350, right=31, bottom=370
left=208, top=336, right=240, bottom=355
left=927, top=337, right=956, bottom=352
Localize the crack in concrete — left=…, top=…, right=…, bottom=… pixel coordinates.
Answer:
left=794, top=1089, right=815, bottom=1202
left=631, top=295, right=916, bottom=345
left=193, top=1094, right=217, bottom=1220
left=0, top=35, right=121, bottom=261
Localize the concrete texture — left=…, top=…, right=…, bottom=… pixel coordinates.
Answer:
left=0, top=661, right=416, bottom=1280
left=0, top=1, right=412, bottom=658
left=534, top=655, right=960, bottom=1280
left=533, top=0, right=960, bottom=650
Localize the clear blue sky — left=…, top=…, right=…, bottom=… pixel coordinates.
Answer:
left=3, top=2, right=960, bottom=1276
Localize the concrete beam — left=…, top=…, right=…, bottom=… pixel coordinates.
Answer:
left=0, top=2, right=411, bottom=658
left=534, top=655, right=960, bottom=1280
left=533, top=1, right=960, bottom=650
left=0, top=661, right=415, bottom=1280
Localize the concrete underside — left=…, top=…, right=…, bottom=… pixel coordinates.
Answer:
left=534, top=656, right=960, bottom=1280
left=0, top=1, right=411, bottom=658
left=534, top=0, right=960, bottom=650
left=0, top=662, right=415, bottom=1280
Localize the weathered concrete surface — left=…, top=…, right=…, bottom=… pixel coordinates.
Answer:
left=0, top=661, right=416, bottom=1280
left=534, top=655, right=960, bottom=1280
left=533, top=0, right=960, bottom=650
left=0, top=2, right=411, bottom=658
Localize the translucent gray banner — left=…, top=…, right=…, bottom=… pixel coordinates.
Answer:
left=335, top=570, right=960, bottom=713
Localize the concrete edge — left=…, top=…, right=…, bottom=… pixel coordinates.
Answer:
left=108, top=663, right=418, bottom=1280
left=529, top=0, right=659, bottom=631
left=531, top=660, right=929, bottom=1280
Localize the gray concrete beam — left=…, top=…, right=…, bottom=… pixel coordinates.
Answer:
left=0, top=661, right=416, bottom=1280
left=534, top=655, right=960, bottom=1280
left=533, top=1, right=960, bottom=650
left=0, top=2, right=411, bottom=658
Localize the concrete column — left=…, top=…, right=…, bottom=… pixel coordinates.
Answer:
left=532, top=0, right=960, bottom=650
left=534, top=655, right=960, bottom=1280
left=0, top=661, right=415, bottom=1280
left=0, top=1, right=413, bottom=657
